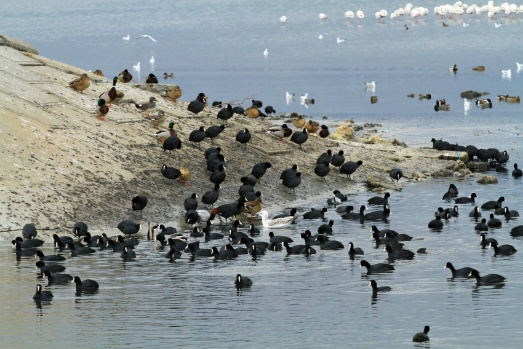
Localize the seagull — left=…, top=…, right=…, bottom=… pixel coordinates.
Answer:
left=258, top=211, right=295, bottom=228
left=122, top=34, right=130, bottom=41
left=336, top=37, right=345, bottom=43
left=464, top=98, right=471, bottom=115
left=263, top=48, right=269, bottom=58
left=494, top=23, right=502, bottom=28
left=286, top=92, right=295, bottom=104
left=463, top=22, right=469, bottom=27
left=149, top=56, right=155, bottom=65
left=356, top=10, right=364, bottom=19
left=516, top=62, right=523, bottom=71
left=319, top=33, right=328, bottom=39
left=344, top=10, right=354, bottom=19
left=365, top=81, right=376, bottom=89
left=319, top=13, right=327, bottom=20
left=137, top=34, right=158, bottom=43
left=133, top=62, right=141, bottom=73
left=280, top=16, right=287, bottom=23
left=501, top=69, right=511, bottom=78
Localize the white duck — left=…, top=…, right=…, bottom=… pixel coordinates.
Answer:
left=258, top=211, right=295, bottom=228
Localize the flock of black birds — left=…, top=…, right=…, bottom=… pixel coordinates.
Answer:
left=12, top=220, right=148, bottom=304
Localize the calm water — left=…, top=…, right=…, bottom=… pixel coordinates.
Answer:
left=2, top=1, right=523, bottom=348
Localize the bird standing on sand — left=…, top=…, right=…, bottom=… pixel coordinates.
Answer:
left=318, top=125, right=330, bottom=138
left=68, top=73, right=90, bottom=94
left=118, top=69, right=133, bottom=83
left=161, top=164, right=181, bottom=182
left=235, top=128, right=251, bottom=149
left=162, top=135, right=182, bottom=156
left=389, top=168, right=403, bottom=183
left=145, top=73, right=158, bottom=91
left=166, top=86, right=182, bottom=103
left=290, top=128, right=309, bottom=149
left=188, top=94, right=207, bottom=116
left=305, top=120, right=320, bottom=135
left=98, top=76, right=119, bottom=107
left=340, top=160, right=363, bottom=180
left=330, top=150, right=345, bottom=170
left=189, top=126, right=206, bottom=148
left=131, top=195, right=148, bottom=217
left=267, top=124, right=292, bottom=142
left=217, top=104, right=234, bottom=124
left=96, top=99, right=109, bottom=121
left=292, top=115, right=306, bottom=129
left=282, top=172, right=301, bottom=193
left=206, top=125, right=226, bottom=144
left=134, top=97, right=157, bottom=116
left=265, top=106, right=276, bottom=116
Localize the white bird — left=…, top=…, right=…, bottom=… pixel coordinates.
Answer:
left=263, top=48, right=269, bottom=58
left=365, top=81, right=376, bottom=89
left=280, top=15, right=287, bottom=23
left=319, top=33, right=328, bottom=39
left=501, top=69, right=511, bottom=79
left=137, top=34, right=158, bottom=43
left=133, top=62, right=141, bottom=73
left=356, top=10, right=364, bottom=19
left=319, top=13, right=327, bottom=20
left=149, top=56, right=155, bottom=65
left=344, top=10, right=354, bottom=19
left=336, top=37, right=345, bottom=43
left=122, top=34, right=130, bottom=41
left=464, top=98, right=471, bottom=115
left=258, top=211, right=295, bottom=228
left=286, top=92, right=295, bottom=104
left=494, top=23, right=502, bottom=28
left=516, top=62, right=523, bottom=71
left=463, top=22, right=469, bottom=27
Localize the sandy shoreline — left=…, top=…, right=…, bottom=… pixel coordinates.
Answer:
left=0, top=35, right=473, bottom=242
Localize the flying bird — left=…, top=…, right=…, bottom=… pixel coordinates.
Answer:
left=137, top=35, right=158, bottom=43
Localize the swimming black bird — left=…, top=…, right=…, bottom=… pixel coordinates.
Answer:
left=368, top=192, right=390, bottom=206
left=235, top=128, right=251, bottom=149
left=217, top=104, right=234, bottom=124
left=340, top=160, right=363, bottom=180
left=212, top=101, right=223, bottom=108
left=189, top=126, right=206, bottom=148
left=117, top=220, right=140, bottom=236
left=512, top=163, right=523, bottom=177
left=454, top=192, right=477, bottom=204
left=389, top=168, right=403, bottom=183
left=205, top=125, right=226, bottom=144
left=412, top=326, right=430, bottom=343
left=131, top=195, right=148, bottom=217
left=442, top=183, right=459, bottom=200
